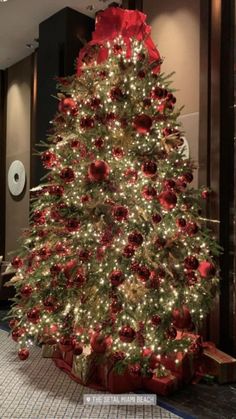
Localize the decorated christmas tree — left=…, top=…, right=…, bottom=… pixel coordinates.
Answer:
left=8, top=6, right=220, bottom=384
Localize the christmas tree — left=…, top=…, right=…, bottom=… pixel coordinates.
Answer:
left=8, top=6, right=220, bottom=377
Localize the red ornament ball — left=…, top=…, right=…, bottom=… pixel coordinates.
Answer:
left=151, top=314, right=162, bottom=326
left=165, top=326, right=177, bottom=340
left=201, top=189, right=210, bottom=199
left=79, top=249, right=92, bottom=262
left=110, top=270, right=125, bottom=287
left=123, top=244, right=135, bottom=258
left=128, top=231, right=143, bottom=248
left=27, top=307, right=40, bottom=324
left=133, top=114, right=153, bottom=134
left=60, top=167, right=75, bottom=183
left=73, top=343, right=83, bottom=356
left=184, top=256, right=199, bottom=270
left=172, top=306, right=192, bottom=329
left=159, top=191, right=177, bottom=210
left=18, top=348, right=29, bottom=361
left=12, top=327, right=25, bottom=342
left=9, top=319, right=18, bottom=329
left=112, top=205, right=129, bottom=222
left=43, top=297, right=57, bottom=312
left=141, top=161, right=157, bottom=177
left=11, top=256, right=23, bottom=269
left=58, top=97, right=77, bottom=114
left=176, top=218, right=186, bottom=228
left=137, top=265, right=151, bottom=282
left=119, top=325, right=136, bottom=343
left=198, top=261, right=216, bottom=278
left=110, top=87, right=124, bottom=101
left=41, top=151, right=57, bottom=169
left=186, top=222, right=199, bottom=236
left=152, top=213, right=162, bottom=224
left=94, top=137, right=104, bottom=149
left=20, top=284, right=33, bottom=298
left=66, top=218, right=80, bottom=232
left=88, top=160, right=110, bottom=181
left=80, top=116, right=95, bottom=129
left=164, top=179, right=176, bottom=190
left=112, top=147, right=124, bottom=159
left=142, top=185, right=157, bottom=200
left=32, top=210, right=46, bottom=225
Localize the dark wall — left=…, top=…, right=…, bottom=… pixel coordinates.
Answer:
left=0, top=70, right=6, bottom=257
left=33, top=7, right=94, bottom=186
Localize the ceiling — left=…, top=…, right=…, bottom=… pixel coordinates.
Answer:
left=0, top=0, right=121, bottom=70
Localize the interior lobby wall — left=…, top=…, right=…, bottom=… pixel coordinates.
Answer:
left=5, top=56, right=32, bottom=257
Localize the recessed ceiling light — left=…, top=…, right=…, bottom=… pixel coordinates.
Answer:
left=0, top=0, right=8, bottom=3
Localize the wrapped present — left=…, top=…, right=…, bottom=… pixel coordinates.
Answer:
left=143, top=373, right=180, bottom=396
left=62, top=350, right=73, bottom=367
left=202, top=344, right=236, bottom=384
left=160, top=352, right=195, bottom=384
left=95, top=356, right=114, bottom=388
left=42, top=343, right=62, bottom=359
left=72, top=346, right=97, bottom=384
left=107, top=368, right=143, bottom=393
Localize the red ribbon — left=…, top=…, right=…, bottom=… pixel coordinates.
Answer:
left=77, top=7, right=161, bottom=75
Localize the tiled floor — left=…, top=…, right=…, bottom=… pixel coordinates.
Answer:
left=1, top=305, right=236, bottom=419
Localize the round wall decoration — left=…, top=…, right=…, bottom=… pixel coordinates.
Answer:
left=8, top=160, right=26, bottom=196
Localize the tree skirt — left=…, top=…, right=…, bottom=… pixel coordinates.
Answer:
left=0, top=329, right=181, bottom=419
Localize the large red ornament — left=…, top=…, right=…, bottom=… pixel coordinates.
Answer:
left=159, top=191, right=177, bottom=210
left=18, top=348, right=29, bottom=361
left=119, top=326, right=136, bottom=343
left=172, top=306, right=192, bottom=329
left=60, top=167, right=75, bottom=183
left=20, top=284, right=33, bottom=298
left=184, top=256, right=199, bottom=270
left=137, top=265, right=151, bottom=282
left=27, top=307, right=40, bottom=324
left=142, top=185, right=157, bottom=200
left=41, top=151, right=57, bottom=169
left=110, top=270, right=125, bottom=287
left=198, top=260, right=216, bottom=278
left=112, top=205, right=129, bottom=222
left=112, top=147, right=124, bottom=159
left=90, top=333, right=112, bottom=353
left=88, top=160, right=110, bottom=181
left=133, top=114, right=153, bottom=134
left=58, top=98, right=77, bottom=114
left=128, top=231, right=143, bottom=248
left=12, top=327, right=25, bottom=342
left=141, top=161, right=157, bottom=177
left=181, top=172, right=194, bottom=184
